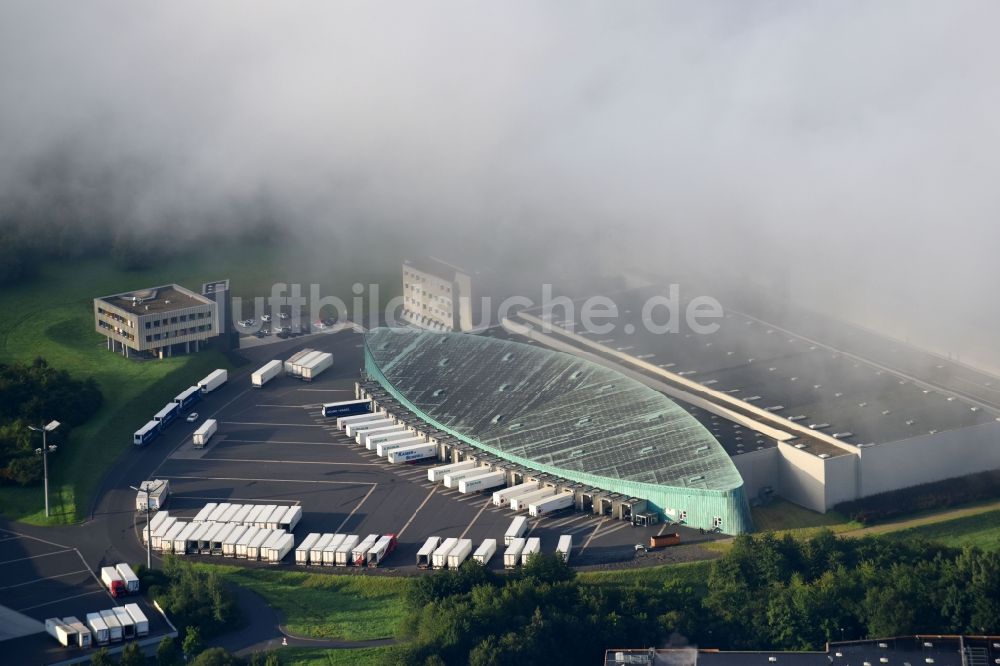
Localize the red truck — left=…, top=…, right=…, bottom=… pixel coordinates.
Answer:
left=100, top=566, right=126, bottom=598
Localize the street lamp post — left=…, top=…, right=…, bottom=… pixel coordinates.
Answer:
left=130, top=484, right=152, bottom=569
left=28, top=420, right=60, bottom=518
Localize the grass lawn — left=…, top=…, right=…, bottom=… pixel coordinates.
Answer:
left=579, top=560, right=713, bottom=594
left=0, top=244, right=402, bottom=525
left=281, top=647, right=394, bottom=666
left=198, top=565, right=412, bottom=641
left=885, top=508, right=1000, bottom=550
left=750, top=499, right=861, bottom=539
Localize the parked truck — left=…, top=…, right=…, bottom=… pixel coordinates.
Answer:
left=62, top=616, right=92, bottom=647
left=447, top=539, right=473, bottom=569
left=325, top=399, right=372, bottom=420
left=492, top=481, right=540, bottom=507
left=112, top=607, right=136, bottom=639
left=358, top=423, right=404, bottom=445
left=504, top=538, right=526, bottom=569
left=322, top=534, right=349, bottom=566
left=458, top=471, right=506, bottom=494
left=284, top=349, right=316, bottom=377
left=309, top=533, right=336, bottom=564
left=352, top=534, right=380, bottom=566
left=198, top=369, right=228, bottom=394
left=135, top=479, right=170, bottom=512
left=377, top=436, right=423, bottom=457
left=266, top=533, right=295, bottom=562
left=296, top=533, right=321, bottom=565
left=173, top=385, right=201, bottom=413
left=504, top=516, right=529, bottom=545
left=115, top=563, right=140, bottom=594
left=252, top=360, right=283, bottom=388
left=86, top=613, right=110, bottom=646
left=416, top=537, right=441, bottom=568
left=528, top=492, right=574, bottom=517
left=510, top=488, right=556, bottom=512
left=473, top=539, right=497, bottom=565
left=367, top=429, right=414, bottom=451
left=387, top=442, right=437, bottom=464
left=556, top=535, right=573, bottom=563
left=299, top=352, right=333, bottom=381
left=334, top=535, right=360, bottom=566
left=45, top=618, right=77, bottom=647
left=133, top=420, right=159, bottom=447
left=153, top=402, right=179, bottom=430
left=520, top=537, right=541, bottom=565
left=366, top=534, right=398, bottom=567
left=442, top=467, right=489, bottom=489
left=432, top=538, right=458, bottom=569
left=99, top=609, right=123, bottom=642
left=124, top=604, right=149, bottom=636
left=192, top=419, right=217, bottom=448
left=345, top=417, right=393, bottom=439
left=100, top=566, right=126, bottom=598
left=427, top=460, right=477, bottom=483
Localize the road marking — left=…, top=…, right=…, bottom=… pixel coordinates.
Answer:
left=596, top=521, right=632, bottom=539
left=254, top=404, right=321, bottom=409
left=459, top=498, right=493, bottom=540
left=0, top=569, right=91, bottom=591
left=0, top=549, right=74, bottom=566
left=210, top=387, right=251, bottom=420
left=396, top=486, right=438, bottom=539
left=657, top=522, right=670, bottom=536
left=222, top=421, right=324, bottom=427
left=336, top=484, right=378, bottom=533
left=169, top=496, right=298, bottom=504
left=215, top=439, right=351, bottom=446
left=580, top=518, right=607, bottom=553
left=17, top=589, right=109, bottom=612
left=0, top=527, right=72, bottom=550
left=161, top=475, right=376, bottom=486
left=199, top=458, right=380, bottom=466
left=549, top=513, right=590, bottom=528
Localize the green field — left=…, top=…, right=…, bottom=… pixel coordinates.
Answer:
left=199, top=565, right=412, bottom=641
left=0, top=245, right=401, bottom=524
left=886, top=508, right=1000, bottom=550
left=282, top=647, right=393, bottom=666
left=579, top=560, right=712, bottom=593
left=750, top=499, right=860, bottom=538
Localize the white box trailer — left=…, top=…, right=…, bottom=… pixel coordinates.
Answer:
left=334, top=535, right=360, bottom=566
left=243, top=504, right=268, bottom=526
left=473, top=539, right=497, bottom=565
left=428, top=460, right=477, bottom=483
left=62, top=616, right=92, bottom=647
left=416, top=537, right=441, bottom=568
left=123, top=604, right=149, bottom=636
left=115, top=563, right=140, bottom=593
left=246, top=529, right=274, bottom=560
left=231, top=504, right=254, bottom=525
left=264, top=505, right=290, bottom=529
left=223, top=525, right=249, bottom=557
left=201, top=522, right=227, bottom=553
left=158, top=521, right=187, bottom=553
left=447, top=539, right=473, bottom=569
left=458, top=471, right=506, bottom=494
left=367, top=429, right=414, bottom=451
left=377, top=436, right=423, bottom=457
left=218, top=504, right=242, bottom=524
left=521, top=537, right=541, bottom=565
left=338, top=412, right=383, bottom=429
left=346, top=417, right=393, bottom=439
left=193, top=502, right=218, bottom=523
left=266, top=533, right=295, bottom=562
left=198, top=369, right=228, bottom=394
left=278, top=505, right=302, bottom=532
left=188, top=522, right=214, bottom=553
left=351, top=534, right=380, bottom=566
left=295, top=533, right=321, bottom=565
left=174, top=522, right=202, bottom=554
left=192, top=419, right=217, bottom=449
left=300, top=352, right=333, bottom=381
left=149, top=515, right=177, bottom=548
left=291, top=350, right=324, bottom=375
left=46, top=618, right=77, bottom=647
left=556, top=535, right=573, bottom=563
left=252, top=360, right=283, bottom=388
left=388, top=442, right=438, bottom=464
left=112, top=607, right=136, bottom=639
left=147, top=509, right=170, bottom=535
left=133, top=420, right=159, bottom=447
left=257, top=530, right=286, bottom=560
left=207, top=503, right=231, bottom=522
left=443, top=467, right=489, bottom=489
left=235, top=526, right=261, bottom=558
left=309, top=533, right=335, bottom=564
left=432, top=537, right=458, bottom=569
left=493, top=481, right=540, bottom=507
left=284, top=349, right=316, bottom=376
left=504, top=538, right=526, bottom=568
left=511, top=488, right=557, bottom=512
left=254, top=505, right=279, bottom=527
left=86, top=613, right=110, bottom=646
left=367, top=535, right=397, bottom=567
left=99, top=609, right=122, bottom=642
left=322, top=534, right=349, bottom=566
left=136, top=479, right=170, bottom=511
left=210, top=522, right=237, bottom=552
left=360, top=424, right=404, bottom=446
left=529, top=492, right=575, bottom=517
left=505, top=516, right=529, bottom=545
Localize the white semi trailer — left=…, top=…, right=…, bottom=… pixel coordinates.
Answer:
left=528, top=492, right=575, bottom=517
left=198, top=369, right=228, bottom=394
left=505, top=516, right=529, bottom=545
left=192, top=419, right=217, bottom=449
left=359, top=424, right=404, bottom=446
left=458, top=471, right=506, bottom=494
left=510, top=488, right=556, bottom=512
left=388, top=442, right=438, bottom=464
left=377, top=436, right=423, bottom=457
left=416, top=537, right=441, bottom=568
left=556, top=535, right=573, bottom=563
left=367, top=430, right=414, bottom=451
left=521, top=537, right=541, bottom=565
left=447, top=539, right=473, bottom=569
left=492, top=481, right=540, bottom=507
left=442, top=467, right=489, bottom=489
left=251, top=360, right=283, bottom=388
left=432, top=538, right=458, bottom=569
left=504, top=538, right=526, bottom=569
left=427, top=460, right=477, bottom=483
left=473, top=539, right=497, bottom=565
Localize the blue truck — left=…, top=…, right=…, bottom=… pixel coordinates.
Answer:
left=172, top=386, right=202, bottom=413
left=322, top=399, right=372, bottom=419
left=153, top=402, right=180, bottom=431
left=133, top=420, right=160, bottom=447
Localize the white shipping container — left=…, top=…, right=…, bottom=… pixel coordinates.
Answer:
left=511, top=488, right=557, bottom=512
left=193, top=503, right=218, bottom=523
left=246, top=529, right=273, bottom=560
left=428, top=460, right=477, bottom=483
left=387, top=442, right=438, bottom=464
left=367, top=430, right=414, bottom=451
left=198, top=369, right=228, bottom=393
left=366, top=535, right=395, bottom=566
left=359, top=424, right=404, bottom=446
left=235, top=526, right=261, bottom=558
left=321, top=534, right=348, bottom=566
left=149, top=515, right=177, bottom=547
left=243, top=504, right=267, bottom=526
left=528, top=492, right=575, bottom=517
left=62, top=616, right=92, bottom=647
left=473, top=539, right=497, bottom=565
left=206, top=503, right=230, bottom=522
left=173, top=522, right=202, bottom=554
left=442, top=467, right=487, bottom=489
left=432, top=538, right=458, bottom=569
left=123, top=604, right=149, bottom=636
left=447, top=539, right=473, bottom=569
left=115, top=563, right=140, bottom=593
left=218, top=504, right=242, bottom=524
left=337, top=412, right=383, bottom=429
left=278, top=505, right=302, bottom=532
left=264, top=505, right=290, bottom=529
left=300, top=352, right=333, bottom=381
left=266, top=533, right=295, bottom=562
left=417, top=536, right=441, bottom=568
left=254, top=505, right=279, bottom=527
left=521, top=537, right=541, bottom=565
left=112, top=607, right=136, bottom=639
left=505, top=516, right=529, bottom=545
left=158, top=521, right=187, bottom=553
left=351, top=534, right=380, bottom=566
left=257, top=530, right=285, bottom=560
left=334, top=535, right=360, bottom=566
left=86, top=613, right=109, bottom=645
left=192, top=419, right=218, bottom=448
left=99, top=610, right=122, bottom=642
left=458, top=471, right=506, bottom=494
left=377, top=436, right=424, bottom=457
left=492, top=481, right=540, bottom=507
left=46, top=618, right=76, bottom=647
left=295, top=533, right=321, bottom=565
left=346, top=417, right=393, bottom=439
left=284, top=349, right=316, bottom=376
left=309, top=534, right=335, bottom=564
left=148, top=509, right=170, bottom=534
left=223, top=525, right=249, bottom=556
left=556, top=535, right=573, bottom=563
left=231, top=504, right=254, bottom=525
left=252, top=359, right=283, bottom=387
left=504, top=538, right=526, bottom=568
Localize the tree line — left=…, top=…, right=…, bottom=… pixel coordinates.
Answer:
left=385, top=532, right=1000, bottom=665
left=0, top=358, right=102, bottom=485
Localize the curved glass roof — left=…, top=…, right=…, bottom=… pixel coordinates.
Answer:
left=365, top=328, right=744, bottom=491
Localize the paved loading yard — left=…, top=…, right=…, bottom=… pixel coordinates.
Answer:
left=149, top=329, right=722, bottom=572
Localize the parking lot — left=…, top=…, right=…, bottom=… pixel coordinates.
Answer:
left=149, top=329, right=717, bottom=572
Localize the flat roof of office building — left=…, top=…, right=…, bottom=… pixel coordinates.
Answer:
left=97, top=284, right=214, bottom=315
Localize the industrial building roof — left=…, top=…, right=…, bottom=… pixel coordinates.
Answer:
left=364, top=328, right=744, bottom=492
left=97, top=284, right=213, bottom=315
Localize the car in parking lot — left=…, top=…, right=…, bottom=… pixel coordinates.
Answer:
left=186, top=412, right=199, bottom=423
left=261, top=314, right=271, bottom=322
left=240, top=319, right=255, bottom=327
left=279, top=312, right=290, bottom=320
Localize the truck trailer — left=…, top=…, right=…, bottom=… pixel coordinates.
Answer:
left=504, top=538, right=526, bottom=569
left=235, top=526, right=261, bottom=558
left=427, top=460, right=477, bottom=483
left=492, top=481, right=540, bottom=507
left=528, top=492, right=575, bottom=517
left=473, top=539, right=497, bottom=565
left=377, top=436, right=423, bottom=457
left=387, top=442, right=438, bottom=464
left=366, top=534, right=397, bottom=567
left=556, top=535, right=573, bottom=563
left=173, top=523, right=202, bottom=555
left=345, top=417, right=393, bottom=439
left=158, top=521, right=186, bottom=553
left=135, top=479, right=170, bottom=511
left=321, top=534, right=348, bottom=566
left=45, top=618, right=77, bottom=647
left=112, top=607, right=136, bottom=639
left=86, top=613, right=110, bottom=646
left=325, top=399, right=372, bottom=420
left=416, top=537, right=441, bottom=568
left=299, top=352, right=333, bottom=381
left=295, top=533, right=321, bottom=565
left=358, top=423, right=404, bottom=445
left=309, top=533, right=336, bottom=564
left=193, top=502, right=218, bottom=523
left=351, top=534, right=380, bottom=566
left=510, top=488, right=557, bottom=512
left=264, top=505, right=290, bottom=529
left=458, top=471, right=506, bottom=494
left=153, top=402, right=179, bottom=430
left=223, top=525, right=249, bottom=556
left=334, top=535, right=360, bottom=566
left=252, top=359, right=283, bottom=387
left=192, top=419, right=217, bottom=448
left=198, top=369, right=228, bottom=393
left=124, top=604, right=149, bottom=636
left=115, top=563, right=140, bottom=594
left=367, top=429, right=414, bottom=451
left=266, top=533, right=295, bottom=562
left=133, top=420, right=159, bottom=447
left=246, top=529, right=274, bottom=560
left=207, top=503, right=231, bottom=522
left=99, top=609, right=123, bottom=642
left=337, top=411, right=381, bottom=429
left=173, top=386, right=201, bottom=413
left=100, top=567, right=126, bottom=597
left=504, top=516, right=529, bottom=545
left=283, top=349, right=316, bottom=376
left=520, top=537, right=541, bottom=565
left=446, top=539, right=473, bottom=569
left=62, top=616, right=92, bottom=647
left=432, top=538, right=458, bottom=569
left=442, top=467, right=489, bottom=489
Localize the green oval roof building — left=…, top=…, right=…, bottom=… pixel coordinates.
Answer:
left=364, top=327, right=752, bottom=533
